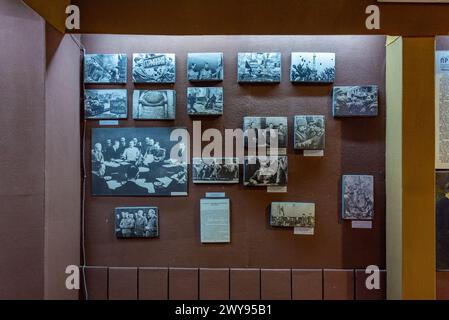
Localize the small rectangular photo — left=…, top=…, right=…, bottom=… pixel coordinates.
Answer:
left=294, top=115, right=325, bottom=150
left=244, top=156, right=288, bottom=187
left=84, top=89, right=128, bottom=120
left=132, top=90, right=176, bottom=120
left=132, top=53, right=176, bottom=83
left=115, top=207, right=159, bottom=238
left=187, top=87, right=223, bottom=115
left=192, top=158, right=239, bottom=184
left=270, top=202, right=315, bottom=228
left=237, top=52, right=281, bottom=83
left=436, top=171, right=449, bottom=269
left=84, top=54, right=127, bottom=84
left=342, top=175, right=374, bottom=220
left=187, top=52, right=223, bottom=81
left=333, top=86, right=378, bottom=117
left=243, top=117, right=288, bottom=154
left=290, top=52, right=335, bottom=83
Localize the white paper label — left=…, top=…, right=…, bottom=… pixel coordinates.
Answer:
left=267, top=186, right=287, bottom=193
left=99, top=120, right=119, bottom=126
left=351, top=221, right=373, bottom=229
left=171, top=192, right=188, bottom=196
left=206, top=192, right=226, bottom=198
left=303, top=150, right=324, bottom=157
left=294, top=227, right=314, bottom=235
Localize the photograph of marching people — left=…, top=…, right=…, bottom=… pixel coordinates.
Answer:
left=237, top=52, right=281, bottom=83
left=84, top=54, right=127, bottom=84
left=243, top=116, right=288, bottom=154
left=244, top=156, right=288, bottom=187
left=342, top=175, right=374, bottom=220
left=91, top=127, right=188, bottom=196
left=290, top=52, right=335, bottom=83
left=115, top=207, right=159, bottom=238
left=187, top=52, right=224, bottom=81
left=132, top=53, right=176, bottom=83
left=192, top=158, right=239, bottom=184
left=294, top=115, right=325, bottom=150
left=84, top=89, right=128, bottom=120
left=270, top=202, right=315, bottom=228
left=332, top=85, right=378, bottom=117
left=132, top=90, right=176, bottom=120
left=187, top=87, right=223, bottom=115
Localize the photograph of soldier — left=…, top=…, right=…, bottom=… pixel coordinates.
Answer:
left=115, top=207, right=159, bottom=238
left=187, top=52, right=224, bottom=81
left=237, top=52, right=281, bottom=83
left=333, top=86, right=378, bottom=117
left=192, top=158, right=239, bottom=184
left=132, top=53, right=176, bottom=83
left=187, top=87, right=223, bottom=115
left=342, top=175, right=374, bottom=220
left=84, top=54, right=127, bottom=83
left=290, top=52, right=335, bottom=83
left=294, top=115, right=325, bottom=150
left=270, top=202, right=315, bottom=228
left=84, top=89, right=127, bottom=119
left=244, top=156, right=288, bottom=187
left=132, top=90, right=176, bottom=120
left=435, top=172, right=449, bottom=269
left=243, top=117, right=288, bottom=154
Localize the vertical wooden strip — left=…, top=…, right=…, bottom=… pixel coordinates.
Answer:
left=108, top=267, right=138, bottom=300
left=139, top=267, right=168, bottom=300
left=169, top=268, right=199, bottom=300
left=355, top=269, right=386, bottom=300
left=82, top=266, right=108, bottom=300
left=260, top=269, right=292, bottom=300
left=323, top=269, right=354, bottom=300
left=199, top=268, right=229, bottom=300
left=292, top=269, right=323, bottom=300
left=230, top=268, right=260, bottom=300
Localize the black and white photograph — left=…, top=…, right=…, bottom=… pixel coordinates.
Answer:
left=342, top=175, right=374, bottom=220
left=436, top=171, right=449, bottom=269
left=243, top=117, right=288, bottom=154
left=192, top=158, right=239, bottom=184
left=132, top=53, right=176, bottom=83
left=84, top=89, right=128, bottom=120
left=187, top=52, right=223, bottom=81
left=237, top=52, right=281, bottom=83
left=290, top=52, right=335, bottom=83
left=270, top=202, right=315, bottom=228
left=294, top=115, right=325, bottom=150
left=91, top=127, right=188, bottom=196
left=187, top=87, right=223, bottom=115
left=244, top=156, right=288, bottom=187
left=115, top=207, right=159, bottom=238
left=84, top=54, right=127, bottom=84
left=132, top=90, right=176, bottom=120
left=333, top=86, right=379, bottom=117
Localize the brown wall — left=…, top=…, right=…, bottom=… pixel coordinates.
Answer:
left=82, top=35, right=386, bottom=270
left=0, top=0, right=45, bottom=299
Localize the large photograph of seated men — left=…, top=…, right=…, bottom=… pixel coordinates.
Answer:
left=243, top=116, right=288, bottom=154
left=192, top=158, right=239, bottom=184
left=84, top=54, right=127, bottom=84
left=187, top=52, right=223, bottom=81
left=115, top=207, right=159, bottom=238
left=91, top=127, right=188, bottom=196
left=244, top=156, right=288, bottom=187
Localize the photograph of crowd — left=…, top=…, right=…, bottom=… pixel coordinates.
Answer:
left=270, top=202, right=315, bottom=228
left=333, top=86, right=378, bottom=117
left=187, top=87, right=223, bottom=115
left=237, top=52, right=281, bottom=83
left=244, top=156, right=288, bottom=187
left=435, top=171, right=449, bottom=269
left=192, top=158, right=239, bottom=184
left=84, top=54, right=127, bottom=84
left=91, top=127, right=188, bottom=196
left=290, top=52, right=335, bottom=83
left=342, top=175, right=374, bottom=220
left=187, top=52, right=223, bottom=81
left=132, top=53, right=176, bottom=83
left=115, top=207, right=159, bottom=238
left=132, top=90, right=176, bottom=120
left=294, top=115, right=325, bottom=150
left=243, top=117, right=288, bottom=154
left=84, top=89, right=128, bottom=119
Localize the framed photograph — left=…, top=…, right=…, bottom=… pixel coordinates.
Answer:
left=187, top=52, right=224, bottom=81
left=200, top=198, right=230, bottom=243
left=132, top=53, right=176, bottom=83
left=115, top=207, right=159, bottom=238
left=243, top=117, right=288, bottom=154
left=436, top=171, right=449, bottom=269
left=192, top=158, right=239, bottom=184
left=342, top=175, right=374, bottom=220
left=132, top=90, right=176, bottom=120
left=270, top=202, right=315, bottom=228
left=237, top=52, right=281, bottom=83
left=244, top=156, right=288, bottom=187
left=290, top=52, right=335, bottom=83
left=332, top=86, right=378, bottom=117
left=84, top=54, right=127, bottom=84
left=187, top=87, right=223, bottom=115
left=91, top=127, right=188, bottom=196
left=84, top=89, right=127, bottom=120
left=294, top=115, right=325, bottom=150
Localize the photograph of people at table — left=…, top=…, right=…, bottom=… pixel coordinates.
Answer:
left=91, top=127, right=188, bottom=196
